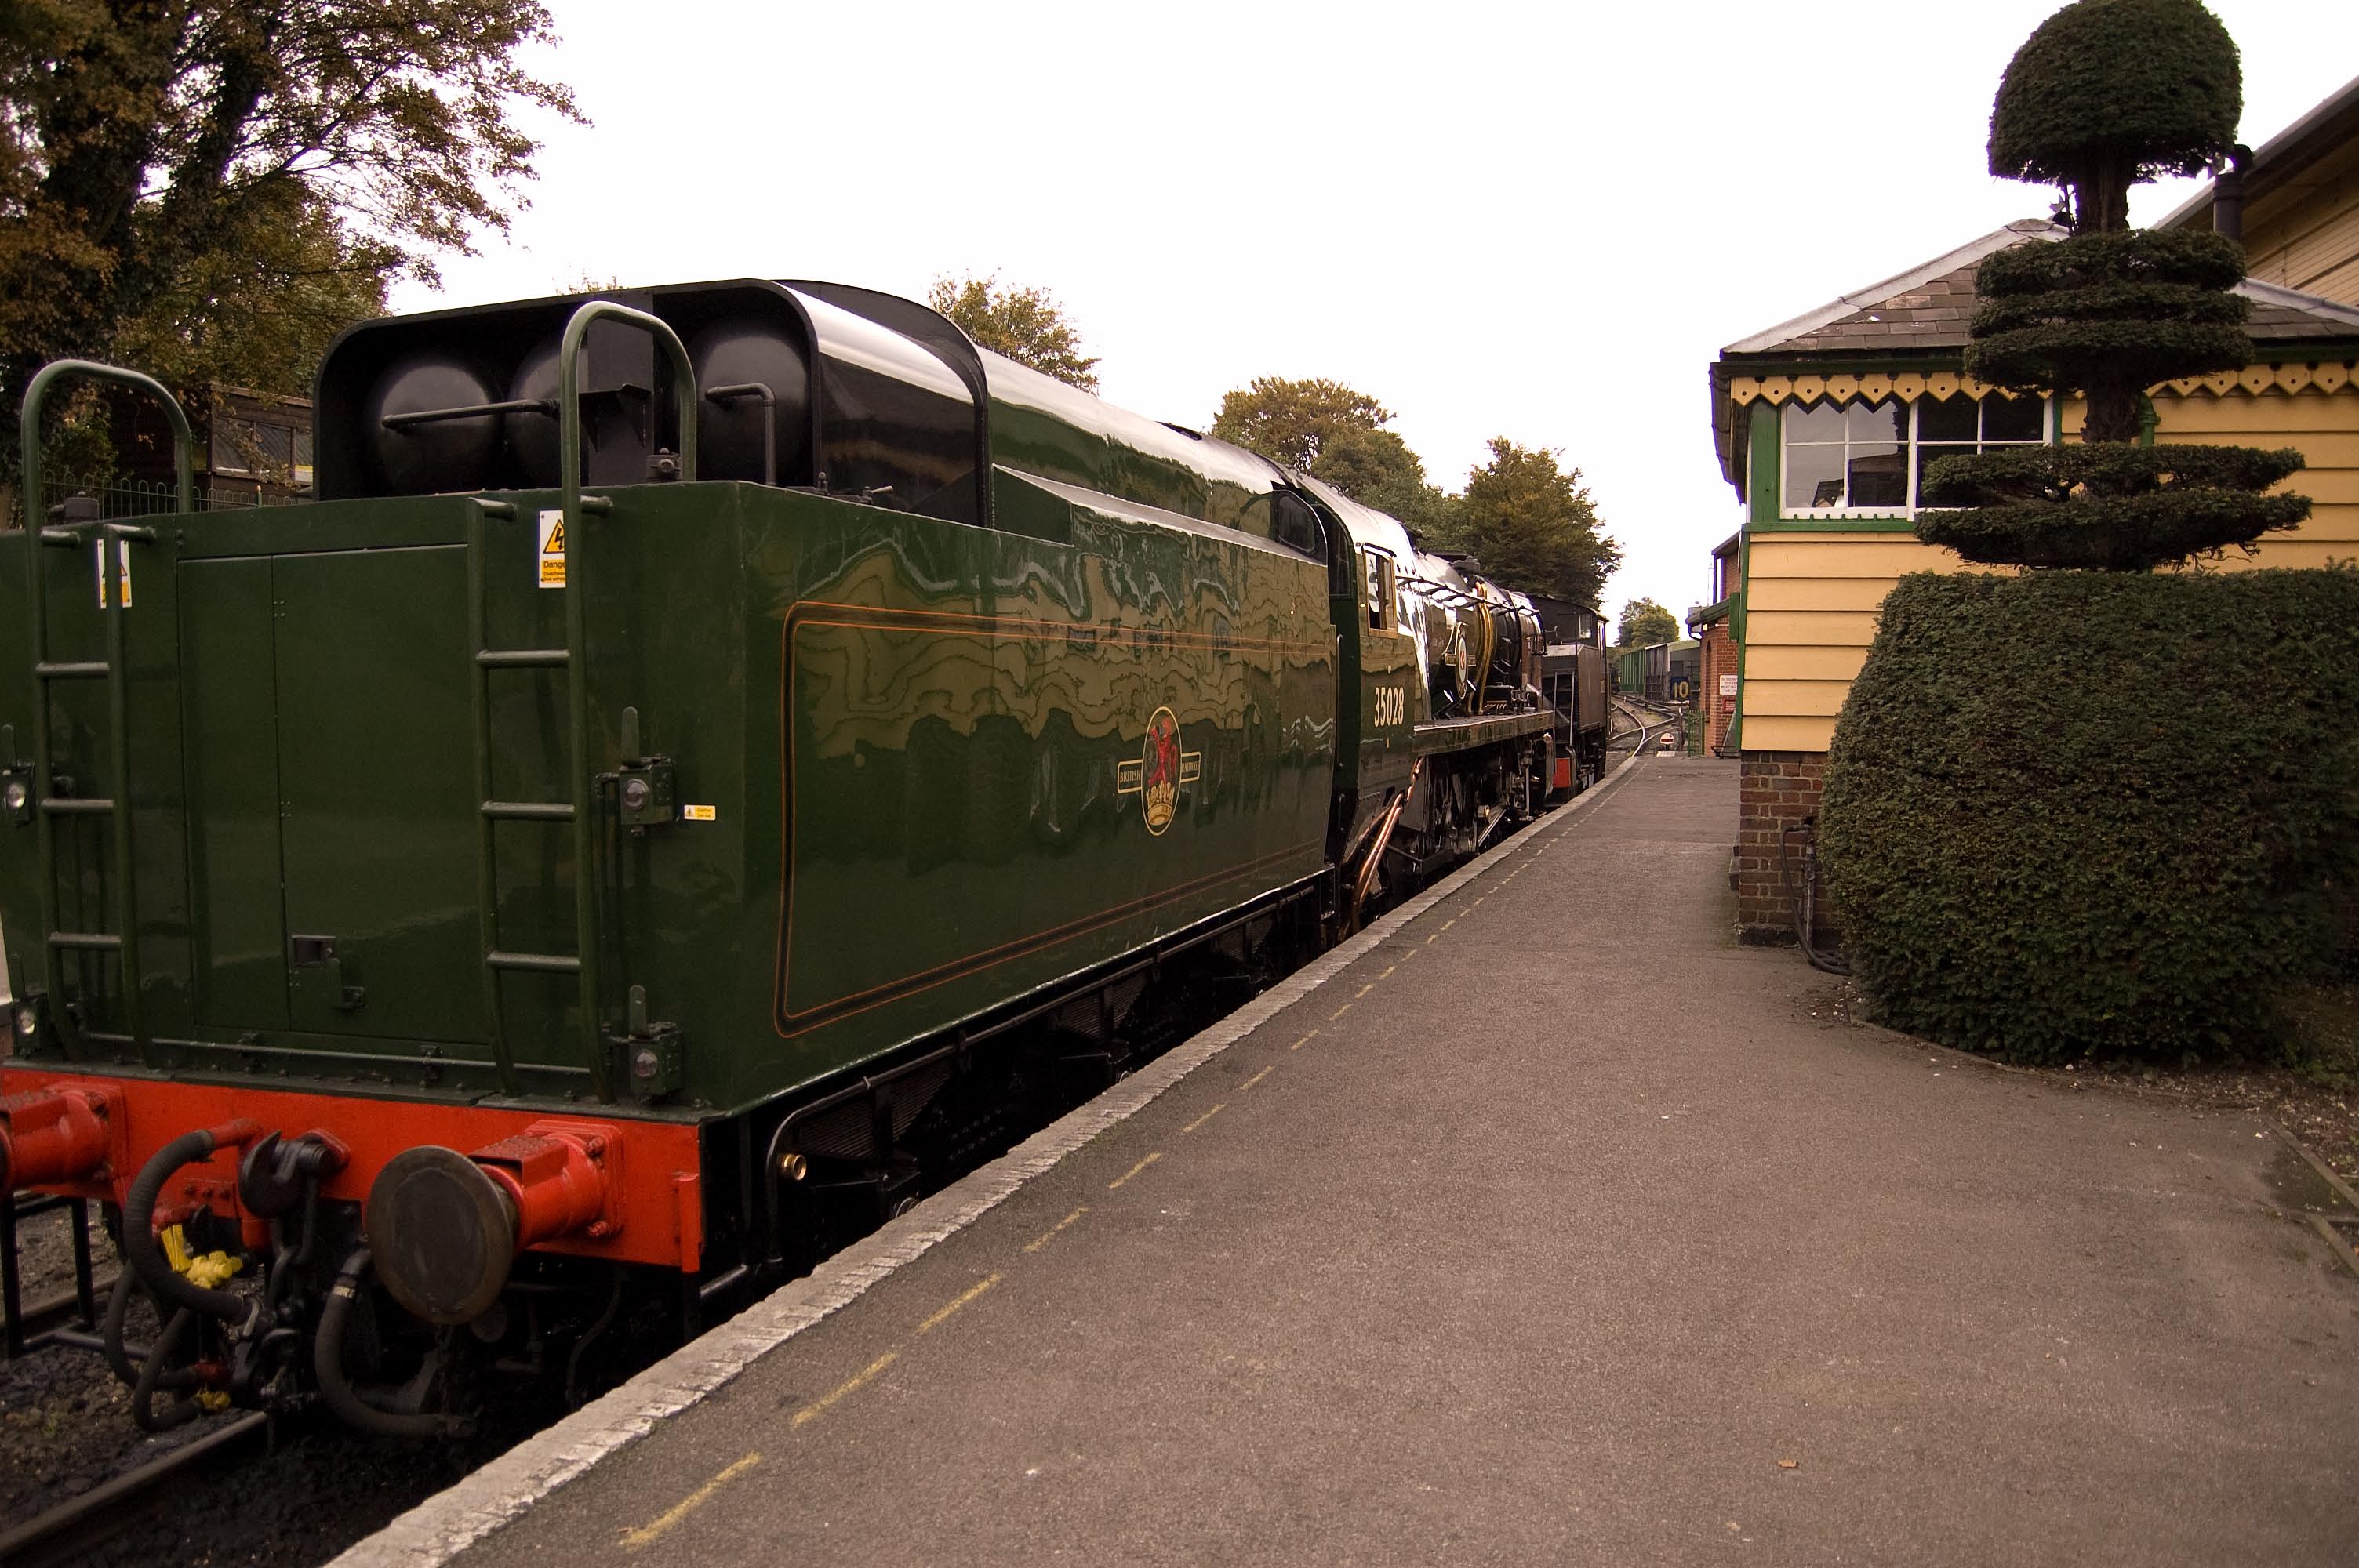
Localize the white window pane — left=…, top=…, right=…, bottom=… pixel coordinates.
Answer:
left=1787, top=443, right=1845, bottom=509
left=1983, top=394, right=2044, bottom=443
left=1919, top=393, right=1977, bottom=444
left=1848, top=449, right=1908, bottom=508
left=1845, top=399, right=1906, bottom=445
left=1785, top=401, right=1845, bottom=442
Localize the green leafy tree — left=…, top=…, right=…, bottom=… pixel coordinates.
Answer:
left=1211, top=376, right=1459, bottom=535
left=1616, top=597, right=1679, bottom=648
left=0, top=0, right=581, bottom=494
left=1453, top=437, right=1621, bottom=605
left=1211, top=376, right=1389, bottom=469
left=929, top=275, right=1100, bottom=390
left=113, top=187, right=393, bottom=394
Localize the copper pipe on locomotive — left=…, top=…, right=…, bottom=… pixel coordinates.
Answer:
left=1344, top=759, right=1423, bottom=934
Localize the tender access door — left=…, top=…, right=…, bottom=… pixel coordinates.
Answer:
left=180, top=546, right=485, bottom=1043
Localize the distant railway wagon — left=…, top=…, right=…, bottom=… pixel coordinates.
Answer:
left=1649, top=639, right=1701, bottom=705
left=0, top=278, right=1594, bottom=1436
left=1525, top=593, right=1608, bottom=796
left=1612, top=639, right=1698, bottom=705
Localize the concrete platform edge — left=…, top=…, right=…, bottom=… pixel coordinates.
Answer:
left=328, top=759, right=1648, bottom=1568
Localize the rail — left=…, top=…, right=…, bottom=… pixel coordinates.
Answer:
left=0, top=1410, right=269, bottom=1568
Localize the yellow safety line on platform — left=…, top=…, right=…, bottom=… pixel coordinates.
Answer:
left=619, top=1451, right=762, bottom=1550
left=1108, top=1152, right=1161, bottom=1189
left=1329, top=1001, right=1354, bottom=1019
left=917, top=1273, right=1001, bottom=1334
left=1290, top=1029, right=1318, bottom=1051
left=1239, top=1065, right=1275, bottom=1091
left=1182, top=1102, right=1227, bottom=1134
left=790, top=1351, right=900, bottom=1428
left=1023, top=1207, right=1089, bottom=1253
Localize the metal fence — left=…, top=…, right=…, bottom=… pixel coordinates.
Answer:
left=10, top=475, right=307, bottom=530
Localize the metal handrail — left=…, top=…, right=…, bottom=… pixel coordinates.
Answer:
left=18, top=362, right=192, bottom=1066
left=554, top=302, right=698, bottom=1100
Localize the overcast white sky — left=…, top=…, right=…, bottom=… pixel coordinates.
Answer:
left=391, top=2, right=2358, bottom=628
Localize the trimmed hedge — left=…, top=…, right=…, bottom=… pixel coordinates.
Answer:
left=1965, top=318, right=2252, bottom=398
left=1916, top=488, right=2308, bottom=568
left=1989, top=0, right=2241, bottom=187
left=1819, top=568, right=2359, bottom=1064
left=1922, top=442, right=2306, bottom=503
left=1976, top=230, right=2247, bottom=296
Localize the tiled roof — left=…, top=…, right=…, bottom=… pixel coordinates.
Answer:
left=1725, top=220, right=2359, bottom=360
left=1722, top=221, right=2065, bottom=358
left=1774, top=261, right=1988, bottom=351
left=2243, top=279, right=2359, bottom=338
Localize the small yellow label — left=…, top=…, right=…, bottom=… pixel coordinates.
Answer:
left=537, top=508, right=566, bottom=589
left=682, top=804, right=717, bottom=822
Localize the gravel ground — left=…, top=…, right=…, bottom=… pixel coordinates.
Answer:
left=0, top=1206, right=147, bottom=1524
left=1805, top=978, right=2359, bottom=1186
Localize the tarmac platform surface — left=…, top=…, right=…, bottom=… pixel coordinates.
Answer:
left=388, top=757, right=2359, bottom=1566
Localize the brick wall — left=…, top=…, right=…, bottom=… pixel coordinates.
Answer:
left=1699, top=621, right=1739, bottom=755
left=1736, top=750, right=1837, bottom=943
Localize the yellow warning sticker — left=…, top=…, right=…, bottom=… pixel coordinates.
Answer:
left=537, top=509, right=566, bottom=589
left=682, top=804, right=718, bottom=822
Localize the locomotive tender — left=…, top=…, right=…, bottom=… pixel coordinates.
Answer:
left=0, top=279, right=1600, bottom=1432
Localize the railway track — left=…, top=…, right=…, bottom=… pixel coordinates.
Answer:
left=0, top=1410, right=272, bottom=1568
left=1610, top=697, right=1683, bottom=754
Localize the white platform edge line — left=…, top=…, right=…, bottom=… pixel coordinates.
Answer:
left=331, top=754, right=1649, bottom=1568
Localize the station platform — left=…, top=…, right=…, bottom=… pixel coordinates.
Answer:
left=348, top=757, right=2359, bottom=1568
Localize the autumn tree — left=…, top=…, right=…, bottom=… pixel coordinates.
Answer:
left=0, top=0, right=581, bottom=496
left=1616, top=597, right=1679, bottom=648
left=1211, top=376, right=1459, bottom=535
left=1452, top=437, right=1620, bottom=606
left=929, top=275, right=1100, bottom=391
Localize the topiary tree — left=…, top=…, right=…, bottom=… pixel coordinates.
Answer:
left=1917, top=0, right=2307, bottom=564
left=1819, top=0, right=2353, bottom=1065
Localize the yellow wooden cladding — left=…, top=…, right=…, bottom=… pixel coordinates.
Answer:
left=1737, top=383, right=2359, bottom=756
left=1743, top=716, right=1844, bottom=752
left=1742, top=645, right=1869, bottom=682
left=2239, top=136, right=2359, bottom=306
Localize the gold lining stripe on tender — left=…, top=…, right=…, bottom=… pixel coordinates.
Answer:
left=1728, top=361, right=2356, bottom=406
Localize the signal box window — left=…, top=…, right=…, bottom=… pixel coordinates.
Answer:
left=1781, top=392, right=2048, bottom=517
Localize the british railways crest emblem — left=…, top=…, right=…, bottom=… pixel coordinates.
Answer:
left=1115, top=706, right=1203, bottom=836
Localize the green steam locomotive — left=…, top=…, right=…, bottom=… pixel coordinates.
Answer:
left=0, top=278, right=1587, bottom=1432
